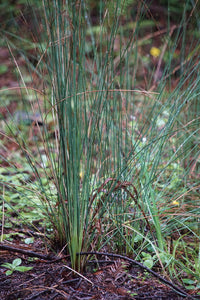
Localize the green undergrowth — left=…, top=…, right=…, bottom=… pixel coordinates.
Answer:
left=0, top=0, right=200, bottom=292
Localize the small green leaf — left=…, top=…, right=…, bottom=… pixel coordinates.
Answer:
left=143, top=259, right=154, bottom=269
left=182, top=279, right=196, bottom=284
left=6, top=270, right=13, bottom=276
left=12, top=258, right=22, bottom=267
left=159, top=253, right=171, bottom=264
left=134, top=235, right=143, bottom=242
left=15, top=266, right=33, bottom=272
left=24, top=237, right=34, bottom=244
left=1, top=263, right=12, bottom=269
left=141, top=252, right=152, bottom=259
left=185, top=286, right=196, bottom=290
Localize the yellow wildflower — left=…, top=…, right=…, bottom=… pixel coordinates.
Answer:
left=150, top=47, right=161, bottom=58
left=172, top=200, right=179, bottom=206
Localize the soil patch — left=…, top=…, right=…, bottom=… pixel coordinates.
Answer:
left=0, top=238, right=198, bottom=300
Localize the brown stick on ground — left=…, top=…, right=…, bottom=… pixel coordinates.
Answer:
left=0, top=243, right=60, bottom=261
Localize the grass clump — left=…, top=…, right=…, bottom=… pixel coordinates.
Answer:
left=0, top=0, right=199, bottom=289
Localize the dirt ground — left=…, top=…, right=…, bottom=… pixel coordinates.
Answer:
left=0, top=250, right=196, bottom=299
left=0, top=232, right=199, bottom=300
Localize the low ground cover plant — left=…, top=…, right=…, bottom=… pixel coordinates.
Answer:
left=1, top=258, right=33, bottom=276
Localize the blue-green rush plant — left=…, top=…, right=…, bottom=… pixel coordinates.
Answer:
left=0, top=0, right=199, bottom=286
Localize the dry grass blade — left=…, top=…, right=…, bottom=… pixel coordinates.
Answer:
left=63, top=265, right=94, bottom=286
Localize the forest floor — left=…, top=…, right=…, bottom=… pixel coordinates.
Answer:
left=0, top=230, right=198, bottom=300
